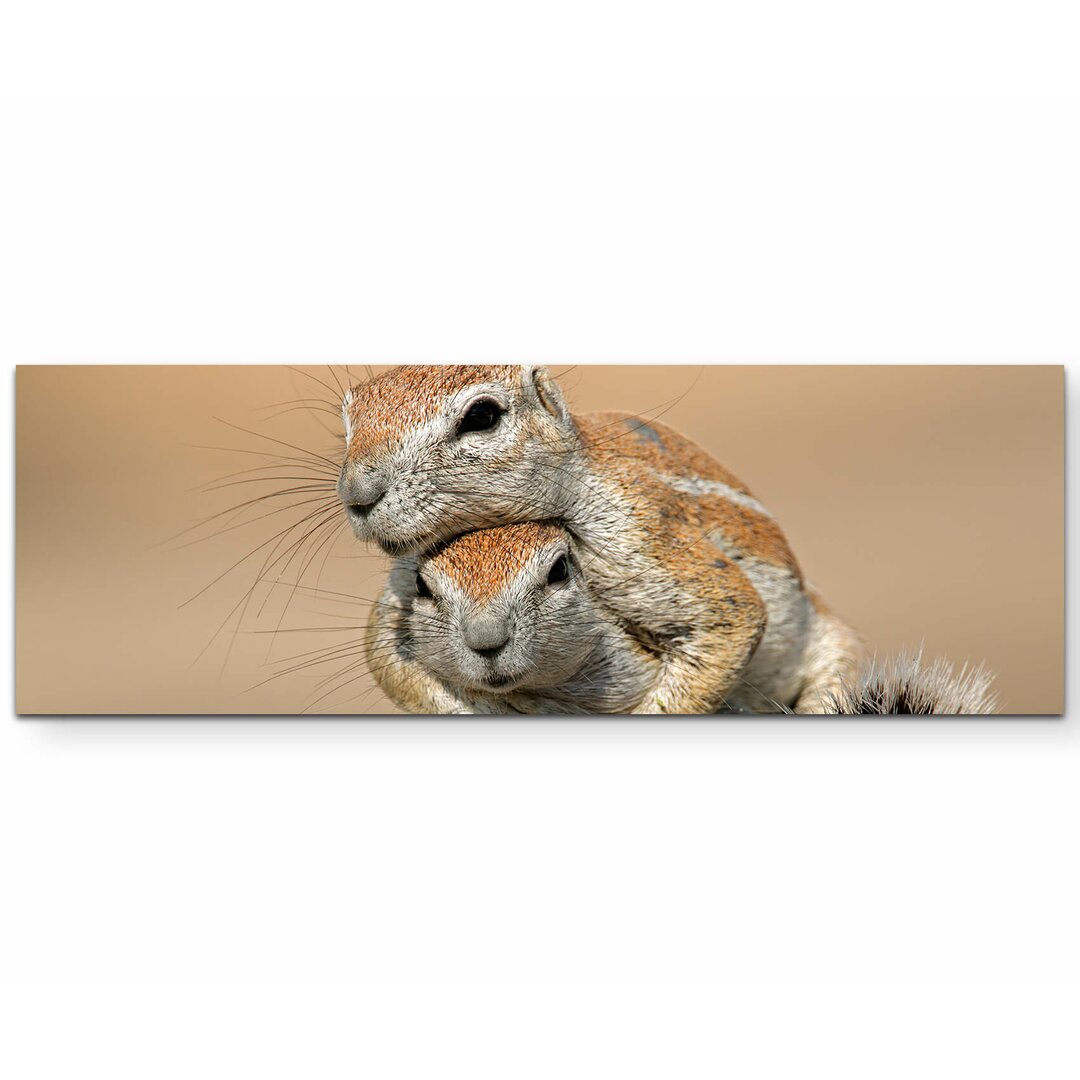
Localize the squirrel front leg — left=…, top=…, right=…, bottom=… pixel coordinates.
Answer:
left=626, top=557, right=768, bottom=715
left=790, top=601, right=865, bottom=715
left=365, top=584, right=496, bottom=715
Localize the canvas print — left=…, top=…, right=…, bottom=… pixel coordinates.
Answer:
left=15, top=365, right=1064, bottom=715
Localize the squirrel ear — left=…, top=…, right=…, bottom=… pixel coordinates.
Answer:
left=523, top=366, right=571, bottom=425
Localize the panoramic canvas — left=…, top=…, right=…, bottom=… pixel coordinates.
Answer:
left=15, top=364, right=1064, bottom=715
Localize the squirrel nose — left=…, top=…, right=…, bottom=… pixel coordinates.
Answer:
left=462, top=612, right=512, bottom=657
left=338, top=463, right=388, bottom=517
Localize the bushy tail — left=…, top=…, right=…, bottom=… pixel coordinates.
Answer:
left=822, top=649, right=998, bottom=715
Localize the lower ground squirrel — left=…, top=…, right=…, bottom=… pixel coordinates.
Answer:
left=367, top=520, right=862, bottom=714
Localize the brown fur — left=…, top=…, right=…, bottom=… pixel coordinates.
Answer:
left=580, top=411, right=753, bottom=492
left=575, top=413, right=802, bottom=579
left=345, top=364, right=522, bottom=457
left=426, top=521, right=566, bottom=604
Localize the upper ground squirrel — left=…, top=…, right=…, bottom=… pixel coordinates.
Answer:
left=340, top=365, right=862, bottom=713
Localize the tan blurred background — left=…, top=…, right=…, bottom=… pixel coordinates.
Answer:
left=15, top=365, right=1064, bottom=714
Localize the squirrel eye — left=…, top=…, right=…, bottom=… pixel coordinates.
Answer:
left=457, top=398, right=503, bottom=435
left=547, top=555, right=569, bottom=586
left=415, top=573, right=433, bottom=599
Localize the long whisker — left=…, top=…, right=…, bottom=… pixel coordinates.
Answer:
left=212, top=416, right=340, bottom=469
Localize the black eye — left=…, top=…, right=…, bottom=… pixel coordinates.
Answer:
left=547, top=555, right=569, bottom=585
left=457, top=398, right=503, bottom=435
left=415, top=573, right=433, bottom=599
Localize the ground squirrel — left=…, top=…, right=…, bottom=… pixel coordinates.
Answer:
left=366, top=521, right=659, bottom=714
left=367, top=519, right=862, bottom=714
left=340, top=365, right=862, bottom=714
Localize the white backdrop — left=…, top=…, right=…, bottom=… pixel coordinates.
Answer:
left=2, top=4, right=1077, bottom=1077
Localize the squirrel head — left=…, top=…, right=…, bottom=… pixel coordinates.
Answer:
left=404, top=521, right=600, bottom=695
left=338, top=365, right=579, bottom=554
